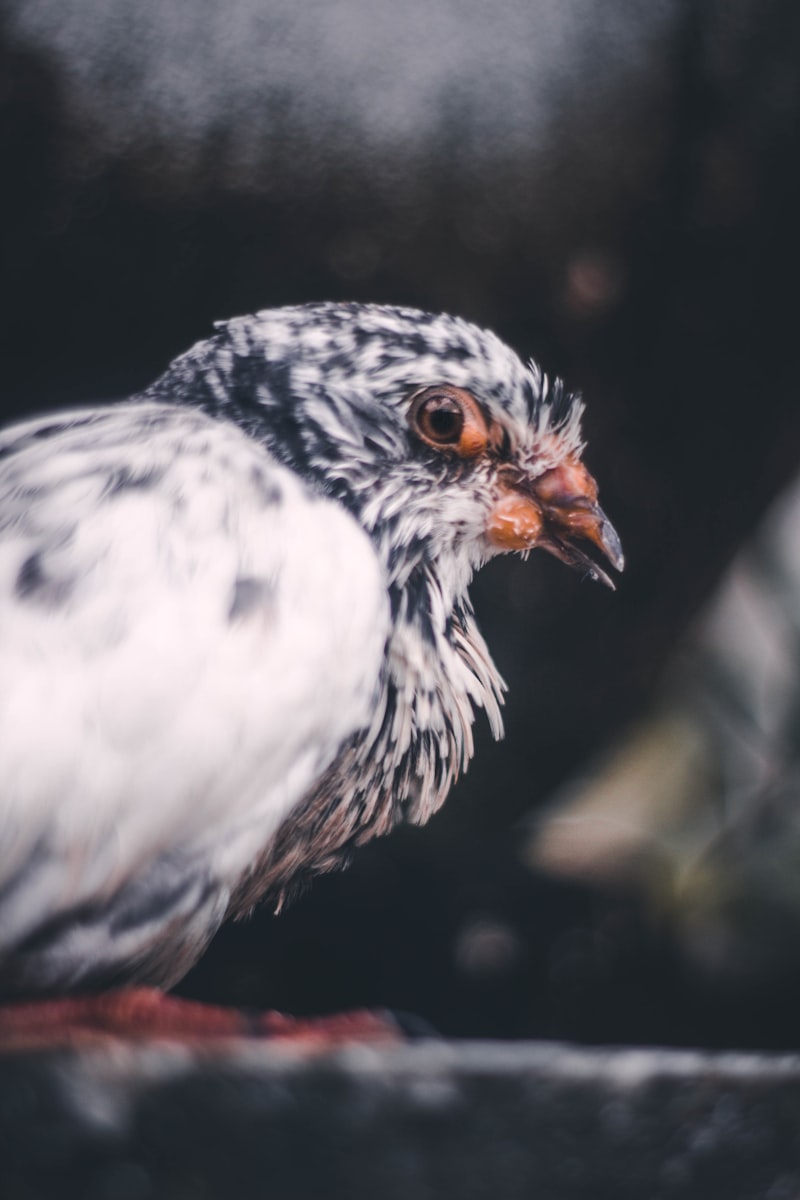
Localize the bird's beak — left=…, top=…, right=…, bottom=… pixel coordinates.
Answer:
left=487, top=457, right=624, bottom=589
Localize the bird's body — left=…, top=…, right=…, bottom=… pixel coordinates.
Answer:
left=0, top=303, right=621, bottom=1000
left=0, top=402, right=387, bottom=993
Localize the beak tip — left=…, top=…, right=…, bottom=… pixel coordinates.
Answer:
left=588, top=563, right=617, bottom=590
left=601, top=519, right=625, bottom=574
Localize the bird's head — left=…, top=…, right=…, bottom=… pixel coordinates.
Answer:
left=153, top=302, right=623, bottom=597
left=144, top=302, right=623, bottom=834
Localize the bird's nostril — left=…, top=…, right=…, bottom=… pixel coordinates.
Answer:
left=533, top=457, right=600, bottom=508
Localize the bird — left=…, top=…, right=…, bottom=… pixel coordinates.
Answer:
left=0, top=302, right=622, bottom=1034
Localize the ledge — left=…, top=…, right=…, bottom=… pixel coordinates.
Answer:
left=2, top=1039, right=800, bottom=1198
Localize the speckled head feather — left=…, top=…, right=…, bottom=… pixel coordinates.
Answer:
left=146, top=303, right=584, bottom=566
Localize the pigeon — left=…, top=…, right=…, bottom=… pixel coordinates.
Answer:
left=0, top=302, right=622, bottom=1010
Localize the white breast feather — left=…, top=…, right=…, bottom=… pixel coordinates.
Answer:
left=0, top=403, right=388, bottom=947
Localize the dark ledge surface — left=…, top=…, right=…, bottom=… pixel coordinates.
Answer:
left=1, top=1039, right=799, bottom=1199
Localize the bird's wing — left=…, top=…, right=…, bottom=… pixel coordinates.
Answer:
left=0, top=402, right=388, bottom=949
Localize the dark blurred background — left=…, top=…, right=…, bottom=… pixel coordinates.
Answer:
left=3, top=0, right=800, bottom=1050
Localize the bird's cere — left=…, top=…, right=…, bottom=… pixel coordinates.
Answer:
left=0, top=301, right=622, bottom=996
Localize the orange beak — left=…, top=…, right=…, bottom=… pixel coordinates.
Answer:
left=487, top=457, right=624, bottom=588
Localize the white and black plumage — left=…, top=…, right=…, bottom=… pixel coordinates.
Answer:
left=0, top=302, right=622, bottom=999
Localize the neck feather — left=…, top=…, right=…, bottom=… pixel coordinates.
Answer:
left=229, top=562, right=505, bottom=913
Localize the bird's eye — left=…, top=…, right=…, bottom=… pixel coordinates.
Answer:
left=410, top=386, right=489, bottom=458
left=416, top=393, right=463, bottom=444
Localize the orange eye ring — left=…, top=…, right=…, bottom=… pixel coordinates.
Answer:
left=409, top=386, right=489, bottom=458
